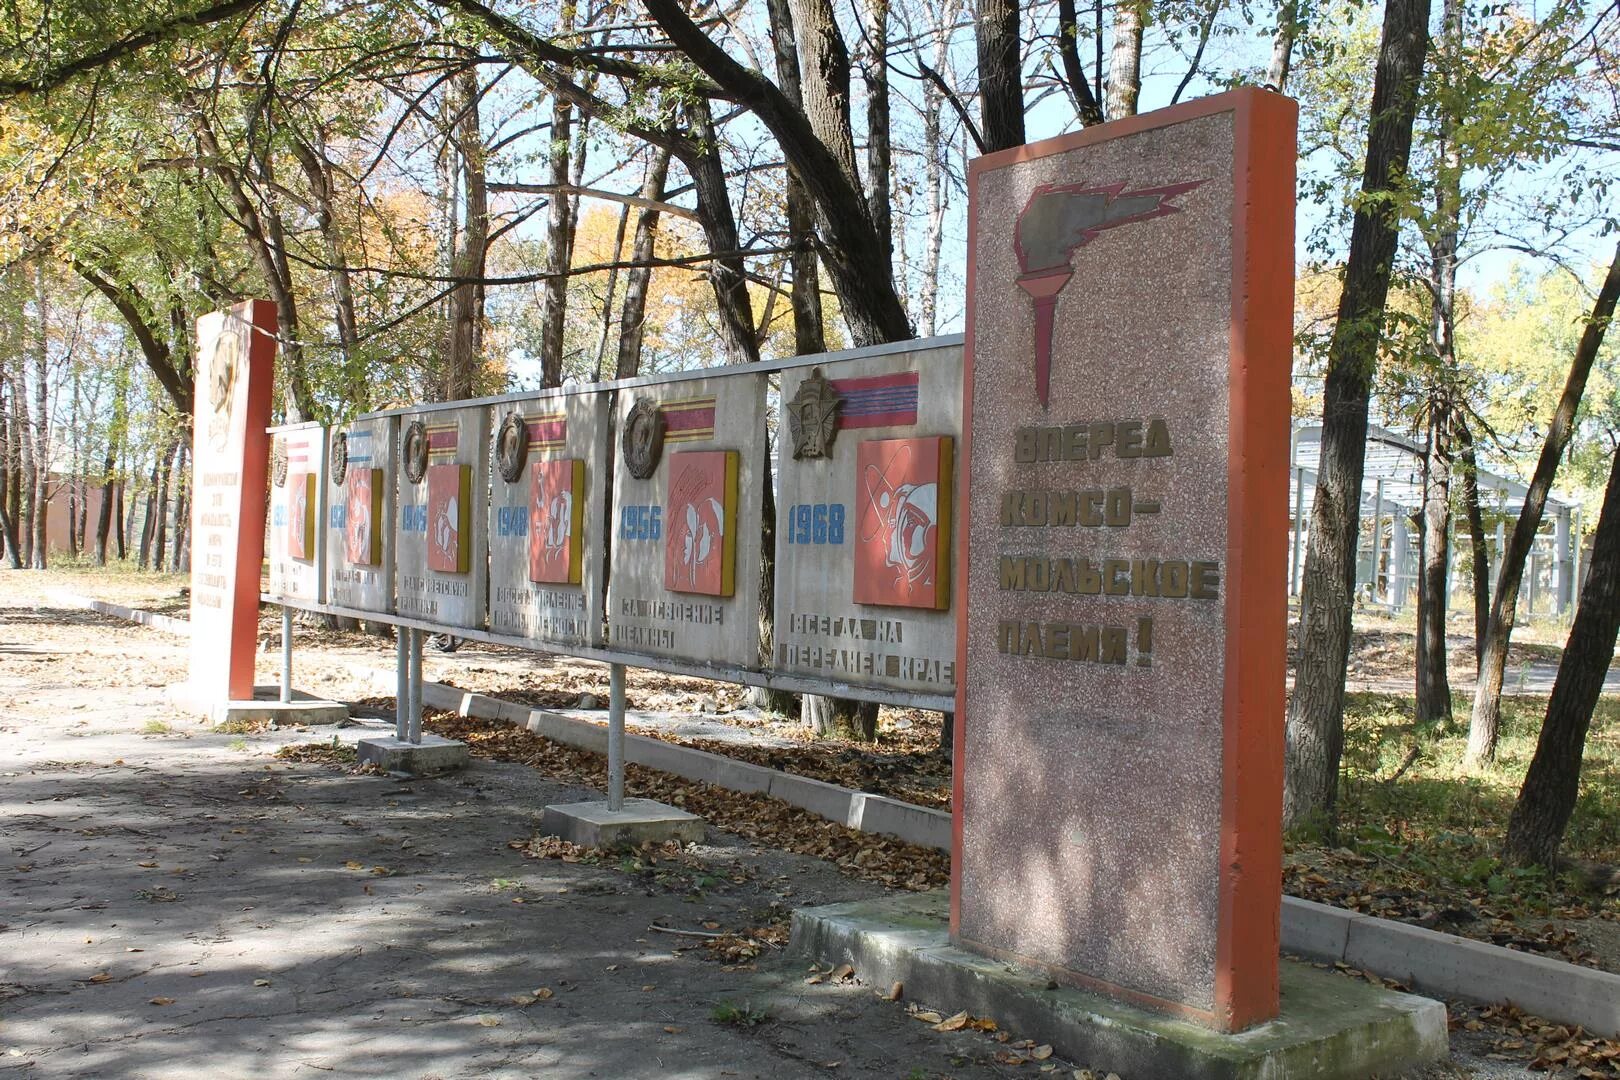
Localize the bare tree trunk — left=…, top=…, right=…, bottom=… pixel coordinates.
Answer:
left=289, top=131, right=363, bottom=405
left=138, top=457, right=157, bottom=571
left=802, top=694, right=878, bottom=740
left=540, top=7, right=577, bottom=389
left=685, top=99, right=760, bottom=365
left=643, top=0, right=910, bottom=346
left=447, top=62, right=489, bottom=399
left=12, top=361, right=35, bottom=568
left=29, top=262, right=48, bottom=569
left=152, top=438, right=176, bottom=572
left=974, top=0, right=1024, bottom=149
left=1416, top=405, right=1453, bottom=724
left=188, top=101, right=312, bottom=421
left=1284, top=0, right=1430, bottom=830
left=592, top=204, right=631, bottom=381
left=1266, top=0, right=1302, bottom=92
left=1055, top=0, right=1105, bottom=125
left=1455, top=415, right=1490, bottom=667
left=765, top=0, right=825, bottom=356
left=1467, top=239, right=1620, bottom=767
left=169, top=442, right=189, bottom=573
left=862, top=0, right=892, bottom=278
left=94, top=439, right=117, bottom=566
left=616, top=147, right=672, bottom=378
left=1106, top=0, right=1145, bottom=120
left=1503, top=442, right=1620, bottom=867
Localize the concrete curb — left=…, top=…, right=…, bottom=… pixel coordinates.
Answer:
left=56, top=590, right=1620, bottom=1039
left=50, top=592, right=191, bottom=636
left=1280, top=897, right=1620, bottom=1037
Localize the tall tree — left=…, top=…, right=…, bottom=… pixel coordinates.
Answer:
left=1285, top=0, right=1431, bottom=829
left=540, top=4, right=579, bottom=389
left=1466, top=239, right=1620, bottom=766
left=974, top=0, right=1023, bottom=149
left=1503, top=437, right=1620, bottom=867
left=616, top=148, right=673, bottom=378
left=1413, top=0, right=1465, bottom=727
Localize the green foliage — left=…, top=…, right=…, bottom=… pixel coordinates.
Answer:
left=710, top=1000, right=770, bottom=1026
left=1325, top=689, right=1620, bottom=909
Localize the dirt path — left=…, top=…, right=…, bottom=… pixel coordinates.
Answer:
left=0, top=596, right=1073, bottom=1079
left=0, top=578, right=1540, bottom=1078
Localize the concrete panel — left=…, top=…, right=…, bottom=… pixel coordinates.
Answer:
left=267, top=423, right=327, bottom=604
left=326, top=416, right=396, bottom=613
left=606, top=374, right=766, bottom=668
left=487, top=391, right=609, bottom=648
left=394, top=406, right=490, bottom=630
left=774, top=345, right=962, bottom=698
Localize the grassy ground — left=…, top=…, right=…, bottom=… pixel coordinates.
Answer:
left=1285, top=690, right=1620, bottom=973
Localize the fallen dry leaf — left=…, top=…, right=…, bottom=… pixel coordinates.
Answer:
left=1032, top=1044, right=1053, bottom=1060
left=933, top=1010, right=970, bottom=1032
left=148, top=997, right=175, bottom=1006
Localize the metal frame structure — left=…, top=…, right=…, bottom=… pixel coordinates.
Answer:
left=1288, top=422, right=1581, bottom=616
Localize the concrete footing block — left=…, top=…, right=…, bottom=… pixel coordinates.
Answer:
left=540, top=798, right=704, bottom=849
left=169, top=683, right=348, bottom=727
left=356, top=735, right=470, bottom=775
left=792, top=891, right=1448, bottom=1080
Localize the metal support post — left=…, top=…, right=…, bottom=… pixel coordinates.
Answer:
left=1573, top=510, right=1584, bottom=601
left=279, top=607, right=293, bottom=704
left=1389, top=514, right=1408, bottom=611
left=395, top=628, right=409, bottom=741
left=1366, top=479, right=1385, bottom=594
left=408, top=628, right=423, bottom=745
left=608, top=662, right=626, bottom=812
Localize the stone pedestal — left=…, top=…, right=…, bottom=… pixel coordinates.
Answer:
left=792, top=892, right=1447, bottom=1080
left=540, top=798, right=704, bottom=849
left=169, top=684, right=348, bottom=728
left=356, top=734, right=470, bottom=775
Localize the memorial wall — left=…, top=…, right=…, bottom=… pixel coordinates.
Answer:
left=487, top=392, right=608, bottom=648
left=274, top=344, right=978, bottom=705
left=326, top=416, right=396, bottom=613
left=267, top=422, right=327, bottom=605
left=606, top=374, right=766, bottom=668
left=774, top=343, right=962, bottom=695
left=394, top=406, right=490, bottom=629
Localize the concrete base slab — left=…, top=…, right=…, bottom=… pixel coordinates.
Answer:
left=356, top=735, right=470, bottom=776
left=540, top=798, right=705, bottom=849
left=791, top=891, right=1447, bottom=1080
left=168, top=683, right=349, bottom=727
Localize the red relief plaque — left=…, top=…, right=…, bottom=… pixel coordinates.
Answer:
left=663, top=450, right=738, bottom=597
left=852, top=436, right=953, bottom=610
left=955, top=90, right=1295, bottom=1033
left=187, top=300, right=277, bottom=702
left=345, top=468, right=383, bottom=566
left=425, top=463, right=472, bottom=574
left=287, top=472, right=315, bottom=561
left=529, top=459, right=585, bottom=585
